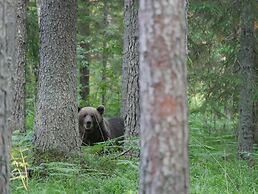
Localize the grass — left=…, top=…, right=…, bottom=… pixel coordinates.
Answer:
left=10, top=113, right=258, bottom=194
left=11, top=131, right=139, bottom=194
left=190, top=130, right=258, bottom=194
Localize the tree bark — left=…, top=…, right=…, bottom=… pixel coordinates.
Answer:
left=238, top=0, right=256, bottom=159
left=10, top=0, right=28, bottom=133
left=139, top=0, right=189, bottom=193
left=184, top=0, right=189, bottom=54
left=122, top=0, right=140, bottom=157
left=122, top=0, right=140, bottom=137
left=33, top=0, right=80, bottom=156
left=0, top=0, right=16, bottom=193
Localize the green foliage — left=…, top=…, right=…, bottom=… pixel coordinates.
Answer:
left=11, top=132, right=139, bottom=194
left=26, top=1, right=39, bottom=131
left=19, top=0, right=258, bottom=193
left=77, top=0, right=124, bottom=117
left=190, top=129, right=258, bottom=194
left=11, top=110, right=258, bottom=194
left=25, top=1, right=124, bottom=117
left=188, top=110, right=258, bottom=194
left=188, top=0, right=242, bottom=119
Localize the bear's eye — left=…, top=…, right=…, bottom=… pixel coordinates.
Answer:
left=83, top=114, right=87, bottom=118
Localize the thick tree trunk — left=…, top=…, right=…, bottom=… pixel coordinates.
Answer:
left=237, top=0, right=255, bottom=159
left=10, top=0, right=28, bottom=133
left=139, top=0, right=189, bottom=193
left=33, top=0, right=80, bottom=156
left=0, top=0, right=16, bottom=193
left=79, top=0, right=90, bottom=102
left=122, top=0, right=140, bottom=137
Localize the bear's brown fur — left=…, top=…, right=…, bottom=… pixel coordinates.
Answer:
left=78, top=105, right=125, bottom=145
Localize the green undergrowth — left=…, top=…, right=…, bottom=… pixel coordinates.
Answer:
left=190, top=113, right=258, bottom=194
left=11, top=131, right=139, bottom=194
left=190, top=129, right=258, bottom=194
left=11, top=115, right=258, bottom=194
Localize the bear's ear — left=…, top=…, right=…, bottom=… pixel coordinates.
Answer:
left=78, top=107, right=81, bottom=112
left=97, top=105, right=105, bottom=115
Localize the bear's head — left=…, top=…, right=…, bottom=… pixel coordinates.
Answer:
left=78, top=105, right=105, bottom=134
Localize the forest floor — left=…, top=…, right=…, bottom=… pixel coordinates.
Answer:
left=10, top=114, right=258, bottom=194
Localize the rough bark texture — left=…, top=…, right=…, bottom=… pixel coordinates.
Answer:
left=10, top=0, right=28, bottom=133
left=33, top=0, right=80, bottom=155
left=0, top=0, right=16, bottom=193
left=122, top=0, right=140, bottom=138
left=79, top=0, right=90, bottom=102
left=139, top=0, right=189, bottom=193
left=238, top=0, right=255, bottom=159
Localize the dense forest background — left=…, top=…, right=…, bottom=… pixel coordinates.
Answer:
left=7, top=0, right=258, bottom=193
left=26, top=0, right=124, bottom=118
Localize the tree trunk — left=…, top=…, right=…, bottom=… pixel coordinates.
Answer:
left=139, top=0, right=189, bottom=193
left=33, top=0, right=80, bottom=156
left=185, top=0, right=189, bottom=54
left=10, top=0, right=28, bottom=133
left=79, top=0, right=90, bottom=103
left=122, top=0, right=140, bottom=155
left=30, top=0, right=40, bottom=108
left=0, top=0, right=16, bottom=192
left=237, top=0, right=255, bottom=159
left=101, top=0, right=108, bottom=106
left=36, top=0, right=41, bottom=26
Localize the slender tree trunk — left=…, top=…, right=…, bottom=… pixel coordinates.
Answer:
left=79, top=0, right=90, bottom=102
left=36, top=0, right=41, bottom=26
left=101, top=0, right=108, bottom=106
left=185, top=0, right=189, bottom=54
left=33, top=0, right=80, bottom=156
left=79, top=52, right=90, bottom=103
left=31, top=0, right=40, bottom=108
left=139, top=0, right=189, bottom=193
left=237, top=0, right=255, bottom=159
left=10, top=0, right=28, bottom=133
left=122, top=0, right=140, bottom=154
left=0, top=0, right=16, bottom=193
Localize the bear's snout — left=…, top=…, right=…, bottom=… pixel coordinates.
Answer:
left=83, top=115, right=93, bottom=130
left=86, top=121, right=92, bottom=128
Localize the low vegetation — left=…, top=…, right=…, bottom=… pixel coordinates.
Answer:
left=10, top=111, right=258, bottom=194
left=11, top=130, right=139, bottom=194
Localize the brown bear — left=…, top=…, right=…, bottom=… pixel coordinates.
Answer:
left=78, top=105, right=125, bottom=146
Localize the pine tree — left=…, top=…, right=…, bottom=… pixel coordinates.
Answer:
left=33, top=0, right=80, bottom=157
